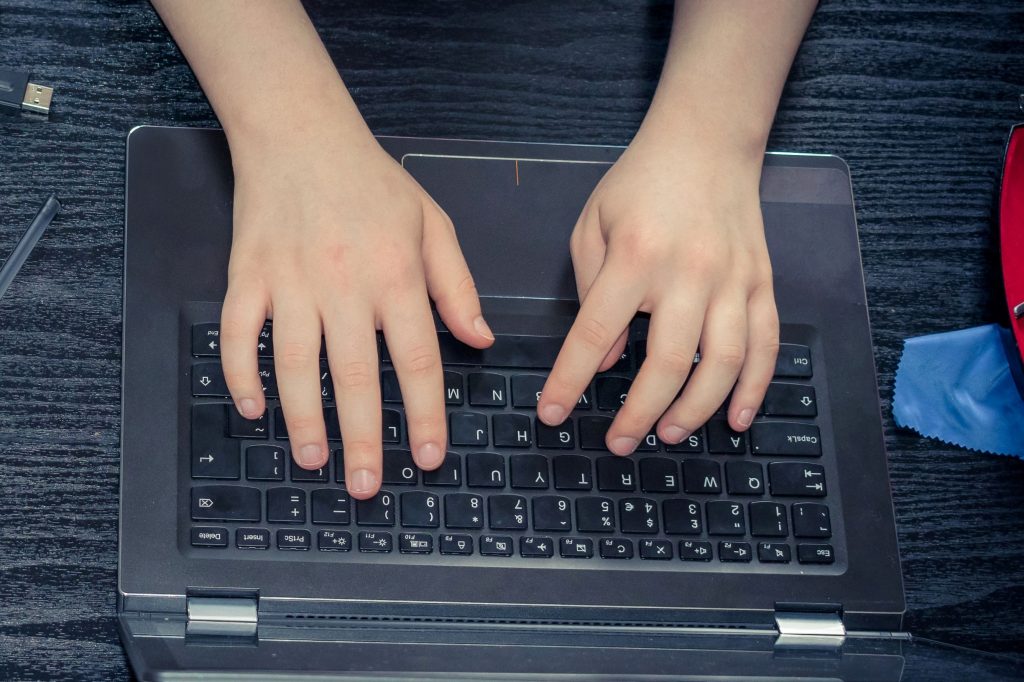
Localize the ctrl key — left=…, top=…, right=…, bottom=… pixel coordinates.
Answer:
left=191, top=527, right=228, bottom=548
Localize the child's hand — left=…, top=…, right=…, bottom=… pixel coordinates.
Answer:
left=537, top=130, right=779, bottom=454
left=220, top=131, right=493, bottom=498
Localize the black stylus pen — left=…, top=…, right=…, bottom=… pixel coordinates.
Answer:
left=0, top=194, right=61, bottom=300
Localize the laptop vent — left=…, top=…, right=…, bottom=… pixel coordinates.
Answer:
left=279, top=614, right=754, bottom=630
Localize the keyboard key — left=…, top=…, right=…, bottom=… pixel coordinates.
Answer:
left=576, top=497, right=616, bottom=532
left=318, top=529, right=352, bottom=551
left=749, top=501, right=788, bottom=537
left=401, top=491, right=440, bottom=528
left=382, top=409, right=402, bottom=444
left=578, top=416, right=612, bottom=450
left=793, top=503, right=832, bottom=538
left=333, top=450, right=346, bottom=483
left=227, top=407, right=269, bottom=439
left=382, top=449, right=419, bottom=485
left=267, top=487, right=306, bottom=524
left=719, top=541, right=752, bottom=562
left=619, top=498, right=659, bottom=534
left=381, top=370, right=402, bottom=403
left=596, top=456, right=636, bottom=491
left=553, top=455, right=592, bottom=490
left=450, top=412, right=488, bottom=446
left=679, top=540, right=713, bottom=561
left=762, top=382, right=817, bottom=417
left=682, top=460, right=721, bottom=494
left=575, top=388, right=593, bottom=410
left=663, top=499, right=702, bottom=535
left=440, top=533, right=473, bottom=555
left=435, top=331, right=563, bottom=369
left=359, top=531, right=393, bottom=553
left=191, top=486, right=260, bottom=522
left=256, top=324, right=274, bottom=357
left=797, top=543, right=835, bottom=564
left=559, top=537, right=594, bottom=558
left=323, top=406, right=341, bottom=441
left=291, top=458, right=329, bottom=483
left=707, top=419, right=746, bottom=454
left=665, top=429, right=704, bottom=454
left=277, top=529, right=311, bottom=550
left=758, top=542, right=791, bottom=563
left=707, top=501, right=746, bottom=535
left=444, top=371, right=464, bottom=405
left=532, top=495, right=572, bottom=531
left=422, top=452, right=462, bottom=487
left=536, top=420, right=575, bottom=449
left=488, top=494, right=528, bottom=530
left=639, top=539, right=673, bottom=560
left=192, top=362, right=229, bottom=397
left=635, top=433, right=660, bottom=452
left=399, top=532, right=433, bottom=554
left=596, top=377, right=631, bottom=410
left=511, top=374, right=546, bottom=408
left=493, top=413, right=533, bottom=447
left=444, top=493, right=484, bottom=529
left=769, top=463, right=827, bottom=497
left=466, top=453, right=506, bottom=488
left=468, top=373, right=507, bottom=406
left=640, top=458, right=680, bottom=493
left=257, top=363, right=278, bottom=398
left=599, top=538, right=634, bottom=559
left=192, top=404, right=240, bottom=480
left=246, top=445, right=285, bottom=481
left=510, top=454, right=550, bottom=489
left=355, top=491, right=396, bottom=526
left=520, top=536, right=555, bottom=558
left=774, top=344, right=812, bottom=378
left=725, top=461, right=764, bottom=495
left=275, top=407, right=288, bottom=439
left=191, top=323, right=221, bottom=356
left=311, top=488, right=351, bottom=525
left=750, top=422, right=822, bottom=456
left=236, top=528, right=270, bottom=550
left=480, top=535, right=515, bottom=556
left=190, top=527, right=228, bottom=547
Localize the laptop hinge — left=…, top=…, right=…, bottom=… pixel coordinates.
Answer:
left=774, top=610, right=846, bottom=650
left=186, top=596, right=258, bottom=637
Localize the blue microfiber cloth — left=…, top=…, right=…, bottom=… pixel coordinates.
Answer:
left=894, top=324, right=1024, bottom=457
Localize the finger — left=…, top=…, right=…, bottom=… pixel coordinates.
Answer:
left=382, top=281, right=447, bottom=472
left=272, top=299, right=329, bottom=470
left=570, top=208, right=625, bottom=373
left=538, top=260, right=643, bottom=425
left=607, top=298, right=703, bottom=455
left=422, top=206, right=494, bottom=348
left=220, top=281, right=269, bottom=419
left=728, top=282, right=779, bottom=431
left=598, top=330, right=629, bottom=374
left=324, top=303, right=383, bottom=499
left=658, top=294, right=747, bottom=443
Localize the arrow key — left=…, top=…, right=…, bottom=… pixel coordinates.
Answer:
left=192, top=362, right=229, bottom=397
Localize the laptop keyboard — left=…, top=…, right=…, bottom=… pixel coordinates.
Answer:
left=185, top=318, right=841, bottom=570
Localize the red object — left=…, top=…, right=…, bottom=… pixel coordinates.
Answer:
left=1001, top=123, right=1024, bottom=366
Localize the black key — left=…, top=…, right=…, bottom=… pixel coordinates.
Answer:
left=596, top=456, right=636, bottom=491
left=596, top=377, right=631, bottom=410
left=192, top=323, right=221, bottom=356
left=553, top=455, right=592, bottom=490
left=444, top=493, right=484, bottom=529
left=192, top=362, right=229, bottom=397
left=256, top=363, right=278, bottom=398
left=382, top=409, right=402, bottom=444
left=639, top=539, right=673, bottom=560
left=355, top=490, right=396, bottom=526
left=277, top=529, right=311, bottom=550
left=191, top=486, right=260, bottom=522
left=608, top=344, right=632, bottom=372
left=435, top=330, right=563, bottom=369
left=775, top=344, right=812, bottom=378
left=559, top=537, right=594, bottom=558
left=382, top=449, right=419, bottom=486
left=311, top=488, right=351, bottom=525
left=750, top=501, right=788, bottom=537
left=227, top=407, right=270, bottom=439
left=191, top=527, right=228, bottom=547
left=619, top=498, right=659, bottom=534
left=488, top=494, right=528, bottom=530
left=399, top=532, right=434, bottom=554
left=422, top=452, right=462, bottom=487
left=797, top=544, right=835, bottom=564
left=267, top=487, right=306, bottom=524
left=679, top=540, right=713, bottom=561
left=275, top=407, right=288, bottom=439
left=576, top=497, right=616, bottom=533
left=707, top=419, right=746, bottom=454
left=707, top=501, right=746, bottom=535
left=466, top=452, right=506, bottom=488
left=599, top=538, right=634, bottom=559
left=401, top=491, right=441, bottom=528
left=318, top=529, right=352, bottom=551
left=665, top=429, right=705, bottom=454
left=520, top=536, right=555, bottom=558
left=381, top=370, right=403, bottom=403
left=192, top=404, right=240, bottom=479
left=719, top=541, right=752, bottom=562
left=450, top=412, right=488, bottom=446
left=536, top=419, right=575, bottom=449
left=532, top=495, right=572, bottom=531
left=444, top=371, right=464, bottom=405
left=469, top=373, right=507, bottom=406
left=750, top=422, right=822, bottom=457
left=682, top=459, right=721, bottom=494
left=578, top=416, right=611, bottom=450
left=319, top=364, right=333, bottom=401
left=634, top=433, right=660, bottom=452
left=246, top=445, right=286, bottom=481
left=763, top=382, right=817, bottom=417
left=256, top=324, right=273, bottom=358
left=291, top=458, right=329, bottom=483
left=359, top=531, right=393, bottom=553
left=493, top=413, right=533, bottom=448
left=323, top=406, right=341, bottom=441
left=511, top=374, right=546, bottom=408
left=236, top=528, right=270, bottom=550
left=640, top=458, right=679, bottom=493
left=480, top=535, right=515, bottom=556
left=575, top=388, right=593, bottom=410
left=333, top=450, right=346, bottom=483
left=725, top=461, right=764, bottom=495
left=793, top=503, right=832, bottom=538
left=758, top=542, right=791, bottom=563
left=663, top=499, right=702, bottom=535
left=510, top=454, right=549, bottom=489
left=769, top=463, right=827, bottom=497
left=440, top=533, right=474, bottom=555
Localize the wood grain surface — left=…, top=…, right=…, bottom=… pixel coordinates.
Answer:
left=0, top=0, right=1022, bottom=679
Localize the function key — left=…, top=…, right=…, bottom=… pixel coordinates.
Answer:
left=596, top=377, right=631, bottom=410
left=682, top=460, right=721, bottom=494
left=774, top=344, right=812, bottom=378
left=599, top=538, right=634, bottom=559
left=236, top=527, right=270, bottom=550
left=190, top=526, right=228, bottom=548
left=520, top=536, right=555, bottom=558
left=277, top=529, right=311, bottom=551
left=450, top=412, right=488, bottom=447
left=511, top=374, right=546, bottom=408
left=359, top=531, right=393, bottom=553
left=192, top=362, right=229, bottom=397
left=797, top=543, right=835, bottom=565
left=751, top=422, right=822, bottom=457
left=399, top=532, right=434, bottom=554
left=444, top=371, right=464, bottom=405
left=762, top=383, right=817, bottom=417
left=422, top=452, right=462, bottom=487
left=440, top=533, right=474, bottom=555
left=480, top=535, right=515, bottom=556
left=191, top=323, right=221, bottom=356
left=793, top=503, right=832, bottom=538
left=768, top=463, right=827, bottom=497
left=468, top=373, right=507, bottom=406
left=510, top=454, right=549, bottom=489
left=707, top=419, right=746, bottom=454
left=191, top=486, right=260, bottom=522
left=758, top=542, right=792, bottom=563
left=719, top=541, right=752, bottom=562
left=639, top=539, right=673, bottom=560
left=559, top=537, right=594, bottom=558
left=318, top=529, right=352, bottom=551
left=311, top=488, right=351, bottom=525
left=679, top=540, right=713, bottom=561
left=267, top=487, right=306, bottom=523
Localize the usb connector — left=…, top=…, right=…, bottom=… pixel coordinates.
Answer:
left=0, top=69, right=53, bottom=115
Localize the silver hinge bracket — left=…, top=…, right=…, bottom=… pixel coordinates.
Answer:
left=774, top=611, right=846, bottom=650
left=186, top=596, right=258, bottom=637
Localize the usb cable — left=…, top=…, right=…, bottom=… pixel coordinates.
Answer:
left=0, top=69, right=53, bottom=115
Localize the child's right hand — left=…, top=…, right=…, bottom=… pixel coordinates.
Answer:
left=219, top=129, right=494, bottom=499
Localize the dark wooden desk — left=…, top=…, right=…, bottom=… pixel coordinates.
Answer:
left=1, top=1, right=1022, bottom=679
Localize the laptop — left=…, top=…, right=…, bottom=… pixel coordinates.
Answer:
left=118, top=126, right=909, bottom=680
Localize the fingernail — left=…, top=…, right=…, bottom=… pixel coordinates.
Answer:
left=348, top=468, right=378, bottom=495
left=738, top=408, right=754, bottom=428
left=663, top=425, right=689, bottom=444
left=610, top=436, right=639, bottom=455
left=473, top=316, right=495, bottom=341
left=540, top=404, right=566, bottom=425
left=298, top=444, right=323, bottom=467
left=239, top=398, right=259, bottom=419
left=417, top=442, right=443, bottom=469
